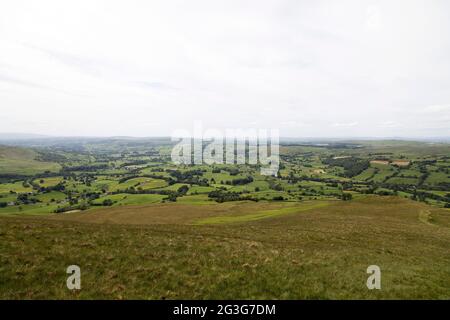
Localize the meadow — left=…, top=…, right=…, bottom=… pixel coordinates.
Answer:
left=0, top=138, right=449, bottom=299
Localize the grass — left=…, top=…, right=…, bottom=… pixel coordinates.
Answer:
left=0, top=146, right=60, bottom=175
left=0, top=182, right=32, bottom=194
left=34, top=191, right=66, bottom=202
left=425, top=172, right=449, bottom=185
left=176, top=194, right=213, bottom=204
left=386, top=177, right=419, bottom=185
left=33, top=177, right=64, bottom=187
left=354, top=168, right=376, bottom=181
left=0, top=141, right=449, bottom=299
left=0, top=203, right=60, bottom=216
left=369, top=165, right=396, bottom=183
left=111, top=177, right=167, bottom=192
left=194, top=201, right=330, bottom=225
left=187, top=185, right=216, bottom=194
left=91, top=194, right=166, bottom=206
left=1, top=196, right=449, bottom=299
left=155, top=183, right=189, bottom=192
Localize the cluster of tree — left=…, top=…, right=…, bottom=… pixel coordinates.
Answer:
left=16, top=193, right=40, bottom=205
left=322, top=157, right=370, bottom=178
left=208, top=190, right=241, bottom=202
left=54, top=203, right=89, bottom=213
left=162, top=186, right=190, bottom=202
left=102, top=199, right=114, bottom=206
left=82, top=191, right=101, bottom=202
left=229, top=176, right=254, bottom=186
left=270, top=182, right=284, bottom=191
left=340, top=193, right=353, bottom=200
left=163, top=193, right=178, bottom=202
left=282, top=174, right=349, bottom=186
left=0, top=174, right=29, bottom=183
left=411, top=190, right=449, bottom=203
left=119, top=160, right=148, bottom=168
left=167, top=169, right=209, bottom=186
left=374, top=189, right=396, bottom=196
left=177, top=185, right=189, bottom=195
left=35, top=151, right=67, bottom=162
left=110, top=184, right=190, bottom=203
left=435, top=182, right=450, bottom=190
left=61, top=164, right=109, bottom=172
left=168, top=169, right=204, bottom=179
left=221, top=167, right=240, bottom=176
left=37, top=183, right=66, bottom=193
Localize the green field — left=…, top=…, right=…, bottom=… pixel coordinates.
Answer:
left=0, top=146, right=60, bottom=175
left=0, top=138, right=449, bottom=299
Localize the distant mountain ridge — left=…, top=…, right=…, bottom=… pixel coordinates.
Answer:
left=0, top=133, right=449, bottom=143
left=0, top=133, right=50, bottom=140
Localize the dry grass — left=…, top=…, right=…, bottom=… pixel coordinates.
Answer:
left=1, top=196, right=449, bottom=299
left=48, top=201, right=300, bottom=225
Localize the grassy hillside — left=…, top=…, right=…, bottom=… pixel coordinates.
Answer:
left=0, top=146, right=60, bottom=175
left=1, top=196, right=449, bottom=299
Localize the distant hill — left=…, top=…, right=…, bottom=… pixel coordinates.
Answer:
left=0, top=133, right=50, bottom=140
left=0, top=145, right=60, bottom=176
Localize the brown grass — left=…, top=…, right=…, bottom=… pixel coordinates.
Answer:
left=1, top=196, right=450, bottom=299
left=49, top=201, right=298, bottom=225
left=370, top=160, right=389, bottom=165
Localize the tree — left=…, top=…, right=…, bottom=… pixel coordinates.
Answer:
left=164, top=193, right=177, bottom=202
left=177, top=185, right=189, bottom=195
left=102, top=199, right=113, bottom=206
left=341, top=193, right=352, bottom=201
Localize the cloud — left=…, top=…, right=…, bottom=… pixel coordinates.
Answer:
left=0, top=0, right=449, bottom=137
left=332, top=122, right=358, bottom=127
left=280, top=121, right=306, bottom=128
left=379, top=121, right=401, bottom=128
left=134, top=81, right=179, bottom=91
left=0, top=72, right=92, bottom=97
left=0, top=73, right=49, bottom=90
left=419, top=105, right=450, bottom=114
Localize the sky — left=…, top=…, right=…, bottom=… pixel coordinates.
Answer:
left=0, top=0, right=449, bottom=138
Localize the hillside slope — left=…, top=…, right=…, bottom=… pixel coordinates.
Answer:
left=1, top=196, right=449, bottom=299
left=0, top=145, right=60, bottom=175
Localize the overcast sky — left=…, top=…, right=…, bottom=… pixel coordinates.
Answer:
left=0, top=0, right=449, bottom=138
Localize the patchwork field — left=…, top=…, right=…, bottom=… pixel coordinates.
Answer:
left=0, top=139, right=449, bottom=299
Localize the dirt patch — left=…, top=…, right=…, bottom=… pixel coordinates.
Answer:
left=392, top=160, right=410, bottom=166
left=370, top=160, right=389, bottom=165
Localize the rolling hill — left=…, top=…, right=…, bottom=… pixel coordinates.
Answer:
left=0, top=145, right=60, bottom=175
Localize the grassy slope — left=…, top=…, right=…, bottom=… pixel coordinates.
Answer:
left=0, top=146, right=60, bottom=175
left=1, top=196, right=449, bottom=299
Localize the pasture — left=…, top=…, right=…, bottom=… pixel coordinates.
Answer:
left=1, top=196, right=449, bottom=299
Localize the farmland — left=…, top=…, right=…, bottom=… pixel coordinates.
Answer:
left=0, top=138, right=449, bottom=299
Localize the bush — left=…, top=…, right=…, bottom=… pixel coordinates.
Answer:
left=341, top=193, right=353, bottom=201
left=102, top=199, right=114, bottom=206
